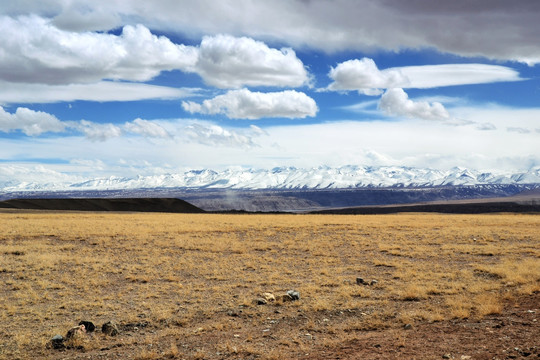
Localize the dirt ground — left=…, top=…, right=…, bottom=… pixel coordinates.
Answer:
left=305, top=292, right=539, bottom=360
left=1, top=212, right=538, bottom=360
left=38, top=292, right=539, bottom=360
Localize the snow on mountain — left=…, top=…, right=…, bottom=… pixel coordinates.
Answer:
left=1, top=165, right=539, bottom=193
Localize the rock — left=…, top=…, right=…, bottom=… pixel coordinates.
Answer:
left=279, top=294, right=294, bottom=302
left=370, top=280, right=378, bottom=286
left=102, top=321, right=119, bottom=336
left=356, top=277, right=365, bottom=285
left=256, top=297, right=268, bottom=305
left=442, top=354, right=451, bottom=359
left=262, top=292, right=276, bottom=302
left=50, top=334, right=65, bottom=349
left=65, top=325, right=86, bottom=340
left=404, top=323, right=412, bottom=330
left=79, top=321, right=95, bottom=332
left=286, top=290, right=300, bottom=300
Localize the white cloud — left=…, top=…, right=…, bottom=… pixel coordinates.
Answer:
left=328, top=58, right=408, bottom=95
left=2, top=1, right=539, bottom=64
left=182, top=89, right=318, bottom=119
left=0, top=107, right=538, bottom=178
left=1, top=105, right=176, bottom=141
left=378, top=88, right=450, bottom=121
left=0, top=106, right=65, bottom=135
left=507, top=127, right=531, bottom=134
left=52, top=3, right=122, bottom=32
left=185, top=123, right=261, bottom=148
left=67, top=120, right=123, bottom=141
left=0, top=15, right=198, bottom=84
left=477, top=123, right=497, bottom=131
left=70, top=159, right=106, bottom=171
left=0, top=81, right=198, bottom=104
left=0, top=164, right=83, bottom=186
left=0, top=16, right=311, bottom=90
left=195, top=34, right=310, bottom=88
left=327, top=59, right=521, bottom=94
left=396, top=64, right=522, bottom=88
left=123, top=118, right=171, bottom=139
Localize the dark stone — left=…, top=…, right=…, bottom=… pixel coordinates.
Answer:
left=79, top=320, right=95, bottom=332
left=51, top=334, right=65, bottom=349
left=356, top=277, right=365, bottom=285
left=370, top=280, right=378, bottom=286
left=256, top=297, right=268, bottom=305
left=280, top=294, right=294, bottom=302
left=102, top=321, right=119, bottom=336
left=404, top=323, right=412, bottom=330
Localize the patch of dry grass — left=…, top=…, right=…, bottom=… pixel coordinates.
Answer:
left=0, top=211, right=538, bottom=359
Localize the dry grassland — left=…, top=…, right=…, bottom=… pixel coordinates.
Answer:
left=0, top=210, right=539, bottom=359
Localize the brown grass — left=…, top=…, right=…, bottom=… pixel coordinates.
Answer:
left=0, top=210, right=538, bottom=359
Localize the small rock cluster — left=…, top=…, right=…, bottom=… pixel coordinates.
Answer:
left=356, top=277, right=378, bottom=286
left=49, top=320, right=119, bottom=350
left=256, top=290, right=300, bottom=305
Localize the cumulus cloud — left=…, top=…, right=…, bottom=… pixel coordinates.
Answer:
left=0, top=105, right=174, bottom=141
left=378, top=88, right=450, bottom=121
left=0, top=106, right=65, bottom=135
left=0, top=15, right=198, bottom=84
left=0, top=16, right=311, bottom=90
left=328, top=58, right=408, bottom=95
left=185, top=123, right=261, bottom=148
left=123, top=118, right=171, bottom=139
left=327, top=59, right=521, bottom=94
left=195, top=34, right=310, bottom=88
left=182, top=89, right=318, bottom=119
left=68, top=120, right=123, bottom=141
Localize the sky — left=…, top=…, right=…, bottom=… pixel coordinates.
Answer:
left=0, top=0, right=539, bottom=183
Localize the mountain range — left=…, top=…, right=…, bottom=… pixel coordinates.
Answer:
left=1, top=166, right=539, bottom=194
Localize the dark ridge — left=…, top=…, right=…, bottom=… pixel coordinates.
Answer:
left=0, top=198, right=205, bottom=213
left=310, top=201, right=540, bottom=215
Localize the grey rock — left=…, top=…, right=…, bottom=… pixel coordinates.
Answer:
left=356, top=277, right=365, bottom=285
left=102, top=321, right=119, bottom=336
left=370, top=280, right=378, bottom=286
left=404, top=323, right=412, bottom=330
left=442, top=354, right=451, bottom=359
left=286, top=290, right=300, bottom=300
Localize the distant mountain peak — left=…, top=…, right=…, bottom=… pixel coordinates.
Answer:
left=1, top=165, right=539, bottom=194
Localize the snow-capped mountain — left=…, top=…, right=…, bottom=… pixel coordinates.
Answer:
left=1, top=165, right=539, bottom=194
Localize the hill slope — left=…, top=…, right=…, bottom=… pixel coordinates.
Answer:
left=0, top=198, right=205, bottom=213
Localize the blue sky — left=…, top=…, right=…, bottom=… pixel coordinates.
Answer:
left=0, top=0, right=539, bottom=184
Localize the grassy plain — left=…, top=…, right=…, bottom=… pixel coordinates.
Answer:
left=0, top=210, right=539, bottom=359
